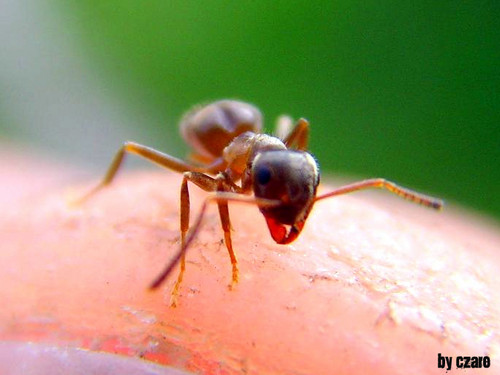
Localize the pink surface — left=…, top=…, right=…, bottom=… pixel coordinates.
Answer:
left=1, top=151, right=499, bottom=374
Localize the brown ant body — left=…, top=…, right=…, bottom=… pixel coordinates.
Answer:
left=81, top=100, right=443, bottom=305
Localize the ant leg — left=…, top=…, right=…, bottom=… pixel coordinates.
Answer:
left=275, top=115, right=294, bottom=140
left=282, top=118, right=310, bottom=151
left=315, top=178, right=444, bottom=210
left=150, top=190, right=281, bottom=294
left=215, top=177, right=239, bottom=288
left=77, top=141, right=224, bottom=203
left=169, top=176, right=188, bottom=307
left=171, top=173, right=239, bottom=295
left=170, top=172, right=218, bottom=307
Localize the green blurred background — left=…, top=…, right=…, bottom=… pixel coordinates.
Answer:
left=2, top=1, right=499, bottom=219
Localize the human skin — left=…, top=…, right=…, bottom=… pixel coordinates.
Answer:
left=0, top=148, right=499, bottom=374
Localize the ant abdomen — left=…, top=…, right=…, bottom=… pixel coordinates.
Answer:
left=180, top=100, right=263, bottom=158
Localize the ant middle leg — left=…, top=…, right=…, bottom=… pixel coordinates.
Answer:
left=77, top=141, right=224, bottom=204
left=282, top=118, right=310, bottom=151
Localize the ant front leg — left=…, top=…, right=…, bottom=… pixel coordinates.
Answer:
left=169, top=172, right=240, bottom=306
left=282, top=118, right=310, bottom=151
left=170, top=171, right=218, bottom=306
left=275, top=115, right=293, bottom=140
left=149, top=189, right=282, bottom=299
left=215, top=177, right=239, bottom=289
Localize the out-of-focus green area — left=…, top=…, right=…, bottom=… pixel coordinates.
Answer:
left=7, top=1, right=500, bottom=218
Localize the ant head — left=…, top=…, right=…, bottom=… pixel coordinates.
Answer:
left=252, top=150, right=320, bottom=244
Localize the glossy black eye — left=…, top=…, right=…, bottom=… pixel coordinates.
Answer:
left=256, top=166, right=272, bottom=185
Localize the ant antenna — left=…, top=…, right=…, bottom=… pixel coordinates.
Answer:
left=315, top=178, right=443, bottom=209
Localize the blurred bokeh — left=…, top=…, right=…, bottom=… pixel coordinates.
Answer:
left=1, top=0, right=499, bottom=219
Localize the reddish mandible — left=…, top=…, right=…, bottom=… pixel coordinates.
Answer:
left=81, top=100, right=443, bottom=306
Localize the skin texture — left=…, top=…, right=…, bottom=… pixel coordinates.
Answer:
left=1, top=148, right=499, bottom=374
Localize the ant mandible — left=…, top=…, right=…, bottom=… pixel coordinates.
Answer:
left=81, top=100, right=443, bottom=305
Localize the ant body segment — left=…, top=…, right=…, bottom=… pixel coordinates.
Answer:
left=81, top=100, right=443, bottom=305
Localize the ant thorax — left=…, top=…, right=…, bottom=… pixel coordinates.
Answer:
left=222, top=131, right=287, bottom=181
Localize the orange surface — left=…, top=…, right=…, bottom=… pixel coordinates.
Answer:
left=1, top=149, right=499, bottom=374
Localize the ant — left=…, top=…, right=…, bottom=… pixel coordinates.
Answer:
left=80, top=100, right=443, bottom=305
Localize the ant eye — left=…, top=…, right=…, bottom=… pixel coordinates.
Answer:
left=256, top=166, right=272, bottom=185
